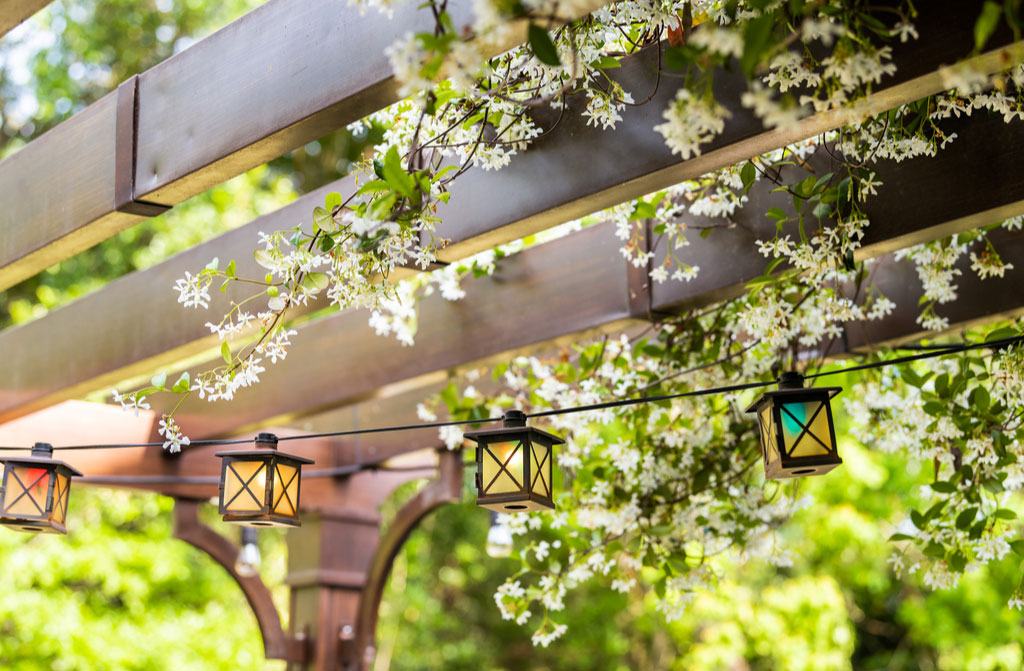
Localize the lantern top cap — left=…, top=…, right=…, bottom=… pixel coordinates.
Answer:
left=215, top=434, right=314, bottom=463
left=0, top=443, right=83, bottom=476
left=744, top=376, right=842, bottom=413
left=464, top=413, right=566, bottom=445
left=214, top=447, right=315, bottom=463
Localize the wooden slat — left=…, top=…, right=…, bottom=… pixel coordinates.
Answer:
left=845, top=227, right=1024, bottom=349
left=650, top=111, right=1024, bottom=313
left=0, top=0, right=607, bottom=292
left=2, top=0, right=1020, bottom=292
left=0, top=0, right=49, bottom=35
left=4, top=102, right=1024, bottom=425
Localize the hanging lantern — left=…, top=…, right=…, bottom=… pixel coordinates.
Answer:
left=745, top=372, right=843, bottom=479
left=465, top=410, right=564, bottom=512
left=0, top=442, right=82, bottom=534
left=216, top=433, right=313, bottom=527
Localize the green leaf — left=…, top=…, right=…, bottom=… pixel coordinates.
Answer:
left=975, top=1, right=1004, bottom=50
left=301, top=272, right=329, bottom=292
left=994, top=508, right=1018, bottom=520
left=983, top=476, right=1006, bottom=493
left=888, top=533, right=915, bottom=541
left=664, top=45, right=694, bottom=70
left=313, top=206, right=337, bottom=232
left=972, top=385, right=991, bottom=412
left=527, top=23, right=561, bottom=66
left=325, top=191, right=342, bottom=210
left=1011, top=540, right=1024, bottom=557
left=171, top=372, right=191, bottom=394
left=630, top=201, right=657, bottom=220
left=254, top=249, right=278, bottom=270
left=382, top=146, right=417, bottom=200
left=740, top=13, right=775, bottom=77
left=205, top=257, right=219, bottom=271
left=221, top=342, right=232, bottom=365
left=956, top=507, right=978, bottom=530
left=150, top=372, right=167, bottom=390
left=766, top=207, right=787, bottom=221
left=740, top=161, right=756, bottom=192
left=591, top=56, right=621, bottom=69
left=225, top=259, right=236, bottom=279
left=986, top=326, right=1019, bottom=343
left=948, top=551, right=968, bottom=573
left=930, top=481, right=956, bottom=494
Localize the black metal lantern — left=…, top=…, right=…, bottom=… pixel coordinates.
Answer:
left=0, top=442, right=82, bottom=534
left=465, top=410, right=564, bottom=512
left=216, top=432, right=314, bottom=527
left=745, top=372, right=843, bottom=479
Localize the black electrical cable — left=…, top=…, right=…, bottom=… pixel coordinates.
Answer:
left=0, top=333, right=1021, bottom=458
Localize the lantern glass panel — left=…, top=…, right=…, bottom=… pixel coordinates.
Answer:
left=224, top=460, right=267, bottom=512
left=52, top=473, right=70, bottom=526
left=758, top=405, right=779, bottom=464
left=273, top=462, right=299, bottom=517
left=530, top=441, right=551, bottom=498
left=481, top=441, right=524, bottom=495
left=778, top=400, right=833, bottom=457
left=4, top=466, right=50, bottom=517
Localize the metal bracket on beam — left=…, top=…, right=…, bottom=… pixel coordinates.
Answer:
left=115, top=76, right=173, bottom=217
left=172, top=498, right=309, bottom=664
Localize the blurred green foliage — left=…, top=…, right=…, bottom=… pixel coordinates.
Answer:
left=370, top=411, right=1024, bottom=671
left=0, top=488, right=287, bottom=670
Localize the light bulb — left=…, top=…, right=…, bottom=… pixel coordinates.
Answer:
left=235, top=527, right=261, bottom=577
left=486, top=513, right=514, bottom=558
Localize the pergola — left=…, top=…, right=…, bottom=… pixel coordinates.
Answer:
left=1, top=1, right=1023, bottom=669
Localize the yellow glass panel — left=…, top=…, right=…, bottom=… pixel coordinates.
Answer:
left=4, top=467, right=50, bottom=517
left=224, top=461, right=266, bottom=512
left=481, top=441, right=523, bottom=494
left=530, top=442, right=551, bottom=497
left=273, top=463, right=298, bottom=517
left=759, top=405, right=779, bottom=465
left=780, top=401, right=831, bottom=457
left=52, top=474, right=69, bottom=525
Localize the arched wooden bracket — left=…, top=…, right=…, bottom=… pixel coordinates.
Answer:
left=341, top=449, right=464, bottom=670
left=172, top=498, right=309, bottom=663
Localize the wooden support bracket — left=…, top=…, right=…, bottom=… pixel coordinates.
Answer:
left=114, top=76, right=173, bottom=217
left=341, top=449, right=464, bottom=671
left=172, top=498, right=309, bottom=663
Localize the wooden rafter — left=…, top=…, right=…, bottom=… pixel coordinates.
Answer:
left=2, top=107, right=1023, bottom=427
left=2, top=1, right=1021, bottom=292
left=0, top=0, right=49, bottom=36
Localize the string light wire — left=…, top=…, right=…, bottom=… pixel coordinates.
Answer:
left=1, top=334, right=1020, bottom=474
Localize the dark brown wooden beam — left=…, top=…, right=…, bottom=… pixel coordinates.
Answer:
left=0, top=0, right=49, bottom=35
left=650, top=112, right=1024, bottom=313
left=0, top=0, right=605, bottom=291
left=0, top=90, right=156, bottom=289
left=2, top=0, right=1019, bottom=293
left=7, top=62, right=1024, bottom=430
